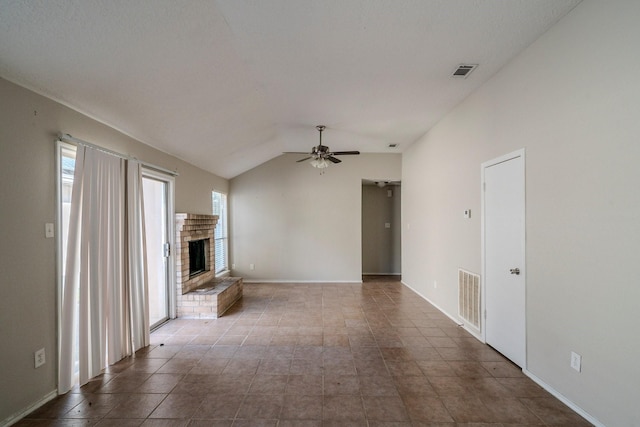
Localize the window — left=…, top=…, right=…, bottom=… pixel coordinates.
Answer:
left=57, top=142, right=78, bottom=382
left=212, top=191, right=228, bottom=273
left=59, top=143, right=76, bottom=287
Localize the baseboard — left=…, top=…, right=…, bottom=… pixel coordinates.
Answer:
left=523, top=369, right=604, bottom=427
left=1, top=389, right=57, bottom=427
left=243, top=280, right=362, bottom=284
left=362, top=272, right=401, bottom=275
left=400, top=280, right=482, bottom=341
left=401, top=280, right=464, bottom=326
left=400, top=280, right=601, bottom=426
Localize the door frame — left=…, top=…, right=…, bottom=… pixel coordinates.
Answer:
left=360, top=179, right=402, bottom=278
left=141, top=167, right=177, bottom=322
left=480, top=148, right=526, bottom=366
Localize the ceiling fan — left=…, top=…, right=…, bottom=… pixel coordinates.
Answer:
left=286, top=125, right=360, bottom=169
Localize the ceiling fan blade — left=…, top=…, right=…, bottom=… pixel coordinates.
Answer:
left=331, top=151, right=360, bottom=155
left=284, top=151, right=312, bottom=154
left=290, top=126, right=357, bottom=165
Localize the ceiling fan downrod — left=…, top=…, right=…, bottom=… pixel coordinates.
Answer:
left=316, top=125, right=325, bottom=149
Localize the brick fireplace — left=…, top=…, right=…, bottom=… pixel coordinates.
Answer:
left=175, top=213, right=217, bottom=294
left=175, top=213, right=242, bottom=318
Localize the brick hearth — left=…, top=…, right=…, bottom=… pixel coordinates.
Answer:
left=175, top=213, right=242, bottom=318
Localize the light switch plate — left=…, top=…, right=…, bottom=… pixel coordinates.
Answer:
left=45, top=223, right=54, bottom=238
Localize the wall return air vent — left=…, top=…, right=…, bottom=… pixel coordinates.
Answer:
left=451, top=64, right=478, bottom=79
left=458, top=268, right=481, bottom=332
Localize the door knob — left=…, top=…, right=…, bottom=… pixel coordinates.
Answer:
left=510, top=268, right=520, bottom=275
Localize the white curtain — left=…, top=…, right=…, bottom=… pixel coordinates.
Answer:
left=59, top=146, right=149, bottom=394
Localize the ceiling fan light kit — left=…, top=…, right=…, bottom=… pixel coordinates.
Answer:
left=310, top=158, right=329, bottom=169
left=287, top=125, right=360, bottom=172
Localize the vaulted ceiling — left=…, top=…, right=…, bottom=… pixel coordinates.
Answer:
left=0, top=0, right=581, bottom=178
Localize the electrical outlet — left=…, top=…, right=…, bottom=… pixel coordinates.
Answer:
left=35, top=348, right=45, bottom=368
left=231, top=263, right=236, bottom=269
left=570, top=351, right=582, bottom=372
left=249, top=263, right=255, bottom=271
left=434, top=281, right=438, bottom=289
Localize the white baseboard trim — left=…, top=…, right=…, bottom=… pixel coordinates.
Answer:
left=399, top=281, right=601, bottom=426
left=459, top=323, right=483, bottom=341
left=362, top=272, right=402, bottom=275
left=522, top=369, right=604, bottom=427
left=243, top=280, right=362, bottom=284
left=401, top=281, right=463, bottom=326
left=1, top=389, right=57, bottom=427
left=400, top=280, right=464, bottom=326
left=400, top=280, right=485, bottom=343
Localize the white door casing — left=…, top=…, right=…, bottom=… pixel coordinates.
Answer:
left=482, top=149, right=526, bottom=368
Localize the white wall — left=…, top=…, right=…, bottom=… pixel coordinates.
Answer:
left=362, top=184, right=401, bottom=274
left=0, top=78, right=227, bottom=424
left=401, top=1, right=640, bottom=425
left=230, top=153, right=401, bottom=281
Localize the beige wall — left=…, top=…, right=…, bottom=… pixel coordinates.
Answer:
left=4, top=1, right=640, bottom=424
left=402, top=1, right=640, bottom=425
left=0, top=78, right=227, bottom=422
left=230, top=153, right=401, bottom=281
left=361, top=184, right=401, bottom=274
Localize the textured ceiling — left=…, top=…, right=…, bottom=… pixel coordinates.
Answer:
left=0, top=0, right=581, bottom=178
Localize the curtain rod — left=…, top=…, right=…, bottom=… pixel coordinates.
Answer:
left=58, top=133, right=179, bottom=177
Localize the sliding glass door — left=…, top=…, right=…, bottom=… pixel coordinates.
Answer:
left=57, top=141, right=176, bottom=391
left=142, top=171, right=174, bottom=329
left=59, top=152, right=174, bottom=331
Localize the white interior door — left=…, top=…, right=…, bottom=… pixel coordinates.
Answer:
left=142, top=172, right=174, bottom=329
left=483, top=150, right=526, bottom=367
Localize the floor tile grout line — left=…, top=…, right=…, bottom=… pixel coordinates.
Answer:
left=22, top=281, right=592, bottom=426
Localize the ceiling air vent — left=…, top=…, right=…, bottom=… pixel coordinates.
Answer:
left=451, top=64, right=478, bottom=79
left=388, top=143, right=399, bottom=148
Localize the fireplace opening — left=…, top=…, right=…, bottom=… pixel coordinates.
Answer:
left=189, top=239, right=207, bottom=278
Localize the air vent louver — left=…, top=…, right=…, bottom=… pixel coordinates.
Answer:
left=452, top=64, right=478, bottom=79
left=458, top=268, right=481, bottom=332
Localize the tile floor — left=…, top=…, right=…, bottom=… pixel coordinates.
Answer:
left=19, top=280, right=592, bottom=426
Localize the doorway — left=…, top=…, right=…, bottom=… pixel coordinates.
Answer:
left=142, top=170, right=175, bottom=329
left=482, top=149, right=526, bottom=367
left=361, top=180, right=401, bottom=280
